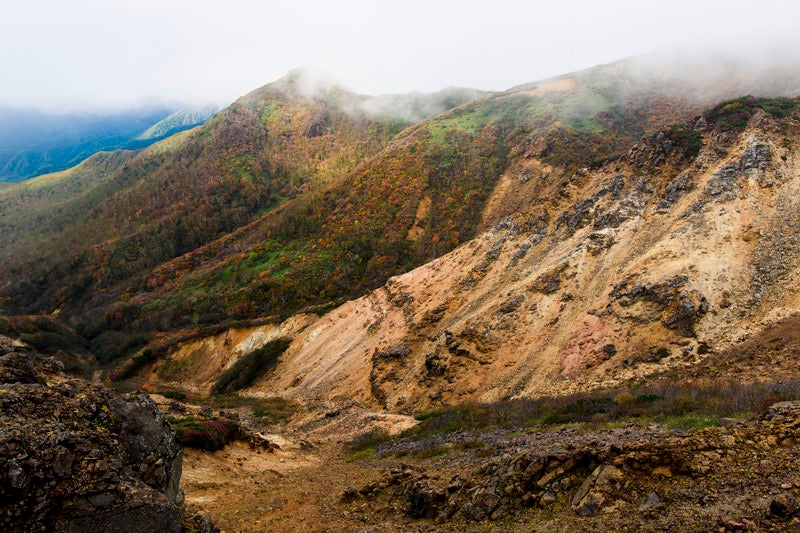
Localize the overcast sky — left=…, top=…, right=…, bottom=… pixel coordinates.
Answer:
left=2, top=0, right=799, bottom=111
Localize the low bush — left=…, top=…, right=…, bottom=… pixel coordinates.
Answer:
left=346, top=428, right=392, bottom=452
left=666, top=124, right=703, bottom=158
left=212, top=337, right=291, bottom=394
left=407, top=379, right=800, bottom=439
left=707, top=96, right=800, bottom=131
left=90, top=329, right=148, bottom=365
left=170, top=417, right=241, bottom=450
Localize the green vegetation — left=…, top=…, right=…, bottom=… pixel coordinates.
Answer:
left=667, top=124, right=703, bottom=158
left=1, top=71, right=752, bottom=361
left=205, top=394, right=297, bottom=423
left=707, top=96, right=800, bottom=131
left=212, top=337, right=292, bottom=394
left=405, top=379, right=800, bottom=439
left=345, top=427, right=392, bottom=460
left=169, top=416, right=241, bottom=450
left=0, top=315, right=86, bottom=354
left=426, top=107, right=486, bottom=145
left=665, top=414, right=719, bottom=431
left=90, top=330, right=149, bottom=365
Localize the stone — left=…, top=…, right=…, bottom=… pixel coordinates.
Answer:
left=770, top=493, right=799, bottom=518
left=571, top=465, right=624, bottom=517
left=0, top=336, right=183, bottom=532
left=652, top=466, right=673, bottom=478
left=639, top=492, right=661, bottom=511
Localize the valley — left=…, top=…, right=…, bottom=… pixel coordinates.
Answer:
left=3, top=56, right=800, bottom=531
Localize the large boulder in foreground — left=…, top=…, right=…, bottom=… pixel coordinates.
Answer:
left=0, top=336, right=183, bottom=532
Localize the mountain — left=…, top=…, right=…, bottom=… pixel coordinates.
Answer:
left=135, top=105, right=220, bottom=141
left=2, top=56, right=800, bottom=371
left=129, top=94, right=800, bottom=531
left=0, top=74, right=487, bottom=360
left=0, top=105, right=215, bottom=182
left=5, top=55, right=800, bottom=531
left=137, top=96, right=800, bottom=410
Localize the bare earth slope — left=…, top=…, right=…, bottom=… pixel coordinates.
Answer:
left=144, top=100, right=800, bottom=416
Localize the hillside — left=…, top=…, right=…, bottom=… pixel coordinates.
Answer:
left=5, top=57, right=800, bottom=531
left=141, top=97, right=800, bottom=411
left=4, top=57, right=800, bottom=373
left=0, top=75, right=485, bottom=360
left=0, top=105, right=213, bottom=182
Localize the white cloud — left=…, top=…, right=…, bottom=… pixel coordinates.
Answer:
left=1, top=0, right=799, bottom=110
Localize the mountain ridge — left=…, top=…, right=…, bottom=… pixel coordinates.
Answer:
left=134, top=97, right=800, bottom=412
left=0, top=105, right=215, bottom=182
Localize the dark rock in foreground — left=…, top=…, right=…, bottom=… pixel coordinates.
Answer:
left=0, top=336, right=183, bottom=532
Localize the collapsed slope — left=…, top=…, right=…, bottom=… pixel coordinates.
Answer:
left=143, top=97, right=800, bottom=412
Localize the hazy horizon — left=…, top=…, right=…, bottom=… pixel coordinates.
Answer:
left=3, top=0, right=800, bottom=112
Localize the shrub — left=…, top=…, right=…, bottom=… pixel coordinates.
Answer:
left=346, top=428, right=392, bottom=452
left=667, top=124, right=703, bottom=158
left=90, top=330, right=148, bottom=365
left=707, top=96, right=800, bottom=131
left=212, top=337, right=291, bottom=393
left=171, top=417, right=241, bottom=450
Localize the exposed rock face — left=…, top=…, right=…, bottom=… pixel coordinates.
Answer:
left=156, top=102, right=800, bottom=414
left=610, top=275, right=708, bottom=337
left=0, top=336, right=183, bottom=532
left=353, top=401, right=800, bottom=530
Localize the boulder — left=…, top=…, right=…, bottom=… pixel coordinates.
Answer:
left=0, top=336, right=184, bottom=532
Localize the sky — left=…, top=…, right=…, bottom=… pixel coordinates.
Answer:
left=2, top=0, right=799, bottom=111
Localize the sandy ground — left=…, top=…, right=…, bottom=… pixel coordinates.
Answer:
left=179, top=407, right=422, bottom=533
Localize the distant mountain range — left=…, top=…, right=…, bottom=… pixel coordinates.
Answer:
left=0, top=105, right=218, bottom=182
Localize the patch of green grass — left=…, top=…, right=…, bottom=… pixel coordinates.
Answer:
left=426, top=109, right=485, bottom=146
left=414, top=410, right=440, bottom=421
left=260, top=102, right=283, bottom=124
left=212, top=337, right=291, bottom=394
left=665, top=414, right=719, bottom=431
left=346, top=448, right=376, bottom=462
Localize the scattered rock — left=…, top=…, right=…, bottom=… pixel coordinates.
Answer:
left=358, top=400, right=800, bottom=529
left=571, top=465, right=624, bottom=517
left=639, top=492, right=661, bottom=511
left=770, top=493, right=799, bottom=518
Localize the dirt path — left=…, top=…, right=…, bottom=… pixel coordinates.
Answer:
left=180, top=407, right=423, bottom=532
left=183, top=440, right=365, bottom=531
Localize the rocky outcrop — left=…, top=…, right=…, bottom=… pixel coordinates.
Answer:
left=353, top=401, right=800, bottom=530
left=610, top=275, right=708, bottom=337
left=0, top=336, right=184, bottom=532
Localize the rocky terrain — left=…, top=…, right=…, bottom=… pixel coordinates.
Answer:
left=4, top=60, right=800, bottom=532
left=348, top=401, right=800, bottom=531
left=151, top=387, right=800, bottom=532
left=142, top=98, right=800, bottom=417
left=0, top=336, right=187, bottom=532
